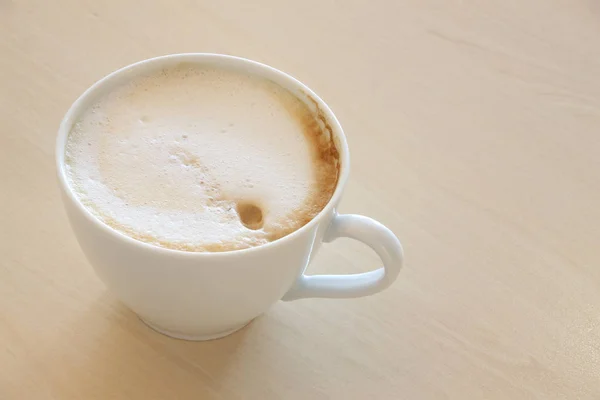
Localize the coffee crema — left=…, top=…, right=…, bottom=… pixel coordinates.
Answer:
left=65, top=64, right=339, bottom=252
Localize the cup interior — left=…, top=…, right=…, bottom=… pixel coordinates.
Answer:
left=55, top=53, right=350, bottom=255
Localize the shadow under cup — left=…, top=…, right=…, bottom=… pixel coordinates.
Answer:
left=56, top=54, right=401, bottom=341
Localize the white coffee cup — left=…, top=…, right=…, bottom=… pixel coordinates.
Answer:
left=56, top=54, right=404, bottom=341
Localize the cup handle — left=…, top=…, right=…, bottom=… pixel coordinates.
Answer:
left=282, top=214, right=404, bottom=301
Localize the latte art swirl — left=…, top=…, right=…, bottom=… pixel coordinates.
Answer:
left=65, top=64, right=339, bottom=252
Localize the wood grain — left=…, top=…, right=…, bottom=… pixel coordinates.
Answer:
left=1, top=0, right=599, bottom=398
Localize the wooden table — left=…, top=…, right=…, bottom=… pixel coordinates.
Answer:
left=1, top=1, right=599, bottom=398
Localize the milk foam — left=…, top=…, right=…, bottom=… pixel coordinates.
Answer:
left=65, top=64, right=339, bottom=251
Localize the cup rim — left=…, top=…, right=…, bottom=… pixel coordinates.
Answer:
left=56, top=53, right=350, bottom=258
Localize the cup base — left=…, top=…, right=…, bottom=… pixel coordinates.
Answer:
left=140, top=318, right=251, bottom=341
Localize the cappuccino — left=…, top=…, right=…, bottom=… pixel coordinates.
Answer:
left=65, top=64, right=339, bottom=252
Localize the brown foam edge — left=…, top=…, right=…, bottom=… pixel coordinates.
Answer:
left=260, top=89, right=341, bottom=244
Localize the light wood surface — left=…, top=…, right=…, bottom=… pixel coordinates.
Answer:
left=2, top=1, right=600, bottom=398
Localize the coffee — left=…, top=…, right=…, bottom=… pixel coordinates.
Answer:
left=65, top=63, right=339, bottom=252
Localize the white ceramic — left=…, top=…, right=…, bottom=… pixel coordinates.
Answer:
left=56, top=54, right=404, bottom=341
